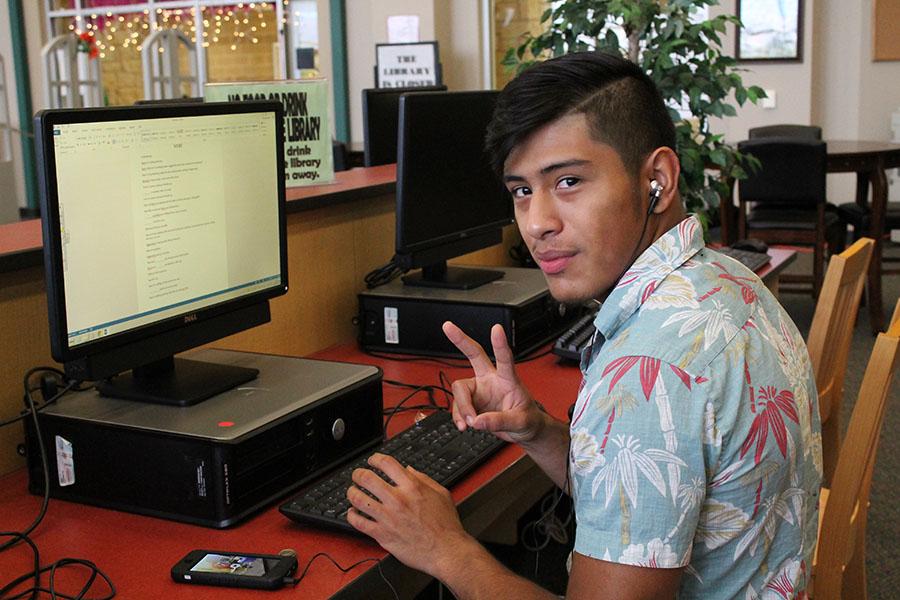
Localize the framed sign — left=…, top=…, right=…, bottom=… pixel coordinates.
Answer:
left=375, top=41, right=442, bottom=88
left=736, top=0, right=803, bottom=62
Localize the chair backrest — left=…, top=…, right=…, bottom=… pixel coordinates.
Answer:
left=814, top=299, right=900, bottom=600
left=805, top=238, right=874, bottom=481
left=748, top=124, right=823, bottom=140
left=737, top=138, right=827, bottom=207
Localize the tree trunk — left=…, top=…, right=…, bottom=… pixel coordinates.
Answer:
left=627, top=29, right=641, bottom=62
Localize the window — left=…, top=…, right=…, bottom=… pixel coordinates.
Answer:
left=44, top=1, right=319, bottom=106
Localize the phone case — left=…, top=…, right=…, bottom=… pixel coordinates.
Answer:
left=171, top=549, right=297, bottom=590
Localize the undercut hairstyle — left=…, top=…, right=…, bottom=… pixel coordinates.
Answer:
left=485, top=51, right=676, bottom=179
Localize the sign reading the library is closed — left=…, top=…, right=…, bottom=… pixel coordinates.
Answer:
left=376, top=42, right=440, bottom=88
left=205, top=79, right=334, bottom=187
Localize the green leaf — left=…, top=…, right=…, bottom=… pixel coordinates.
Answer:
left=710, top=148, right=728, bottom=167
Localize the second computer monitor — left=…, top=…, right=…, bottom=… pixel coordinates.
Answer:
left=394, top=90, right=513, bottom=290
left=362, top=85, right=446, bottom=167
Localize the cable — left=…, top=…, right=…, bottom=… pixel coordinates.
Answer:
left=383, top=379, right=453, bottom=409
left=1, top=554, right=115, bottom=600
left=363, top=349, right=473, bottom=369
left=0, top=532, right=40, bottom=600
left=515, top=345, right=554, bottom=363
left=290, top=553, right=398, bottom=600
left=0, top=378, right=93, bottom=429
left=1, top=368, right=114, bottom=600
left=382, top=384, right=450, bottom=435
left=0, top=374, right=78, bottom=554
left=364, top=260, right=405, bottom=289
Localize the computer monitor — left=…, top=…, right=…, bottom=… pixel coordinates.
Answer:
left=35, top=101, right=288, bottom=406
left=394, top=90, right=513, bottom=289
left=362, top=85, right=447, bottom=167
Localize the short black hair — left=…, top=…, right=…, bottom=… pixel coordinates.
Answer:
left=485, top=51, right=676, bottom=178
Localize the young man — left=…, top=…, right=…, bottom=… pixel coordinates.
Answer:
left=346, top=52, right=822, bottom=599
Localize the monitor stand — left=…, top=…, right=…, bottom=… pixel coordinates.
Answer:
left=401, top=261, right=504, bottom=290
left=96, top=356, right=258, bottom=407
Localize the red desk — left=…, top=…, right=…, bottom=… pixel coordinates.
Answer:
left=0, top=250, right=795, bottom=598
left=0, top=345, right=579, bottom=600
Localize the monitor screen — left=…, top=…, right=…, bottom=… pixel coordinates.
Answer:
left=36, top=101, right=288, bottom=405
left=362, top=85, right=447, bottom=167
left=394, top=90, right=513, bottom=289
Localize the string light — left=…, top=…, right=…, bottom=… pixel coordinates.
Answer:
left=58, top=2, right=275, bottom=57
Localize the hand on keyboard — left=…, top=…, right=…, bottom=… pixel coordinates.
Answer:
left=278, top=411, right=504, bottom=532
left=442, top=321, right=547, bottom=445
left=345, top=452, right=474, bottom=580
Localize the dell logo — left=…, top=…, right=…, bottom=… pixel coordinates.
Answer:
left=184, top=314, right=198, bottom=323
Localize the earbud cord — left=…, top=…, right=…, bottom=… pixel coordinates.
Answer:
left=608, top=190, right=657, bottom=293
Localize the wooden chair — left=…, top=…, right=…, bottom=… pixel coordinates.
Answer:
left=805, top=238, right=875, bottom=486
left=813, top=298, right=900, bottom=599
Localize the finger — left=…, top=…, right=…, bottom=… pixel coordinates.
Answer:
left=368, top=453, right=412, bottom=486
left=346, top=507, right=378, bottom=536
left=442, top=321, right=495, bottom=378
left=490, top=324, right=517, bottom=380
left=408, top=466, right=447, bottom=495
left=347, top=485, right=385, bottom=523
left=351, top=467, right=396, bottom=505
left=450, top=378, right=478, bottom=431
left=471, top=408, right=529, bottom=436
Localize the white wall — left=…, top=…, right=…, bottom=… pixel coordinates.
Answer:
left=709, top=0, right=900, bottom=203
left=709, top=0, right=815, bottom=141
left=433, top=0, right=486, bottom=91
left=345, top=0, right=436, bottom=149
left=857, top=0, right=900, bottom=142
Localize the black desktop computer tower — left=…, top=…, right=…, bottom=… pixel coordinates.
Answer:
left=25, top=349, right=384, bottom=528
left=358, top=266, right=579, bottom=358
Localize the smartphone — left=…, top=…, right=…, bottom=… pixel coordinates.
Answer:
left=171, top=549, right=298, bottom=590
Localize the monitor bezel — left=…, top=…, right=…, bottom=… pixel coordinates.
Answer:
left=35, top=101, right=289, bottom=367
left=394, top=90, right=513, bottom=262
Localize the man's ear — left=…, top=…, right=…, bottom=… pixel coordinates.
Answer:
left=643, top=147, right=681, bottom=214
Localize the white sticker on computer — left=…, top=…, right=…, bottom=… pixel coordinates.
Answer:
left=55, top=435, right=75, bottom=487
left=384, top=307, right=399, bottom=344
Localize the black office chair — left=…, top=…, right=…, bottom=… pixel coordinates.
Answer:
left=748, top=124, right=823, bottom=140
left=836, top=200, right=900, bottom=281
left=737, top=138, right=845, bottom=298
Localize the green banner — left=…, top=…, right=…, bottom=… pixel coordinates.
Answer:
left=205, top=79, right=334, bottom=187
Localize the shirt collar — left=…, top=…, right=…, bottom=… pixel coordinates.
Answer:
left=592, top=215, right=705, bottom=340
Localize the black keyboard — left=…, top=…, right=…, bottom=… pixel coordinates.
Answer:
left=552, top=308, right=599, bottom=361
left=715, top=247, right=771, bottom=272
left=279, top=411, right=505, bottom=533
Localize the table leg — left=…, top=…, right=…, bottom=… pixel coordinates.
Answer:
left=855, top=171, right=870, bottom=208
left=867, top=160, right=887, bottom=333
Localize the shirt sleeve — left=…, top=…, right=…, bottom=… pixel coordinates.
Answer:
left=569, top=355, right=710, bottom=568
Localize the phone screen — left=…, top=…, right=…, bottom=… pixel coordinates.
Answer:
left=189, top=553, right=280, bottom=577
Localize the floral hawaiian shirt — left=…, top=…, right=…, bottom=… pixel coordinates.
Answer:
left=569, top=215, right=821, bottom=599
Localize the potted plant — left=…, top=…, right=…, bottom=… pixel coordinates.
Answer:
left=503, top=0, right=765, bottom=232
